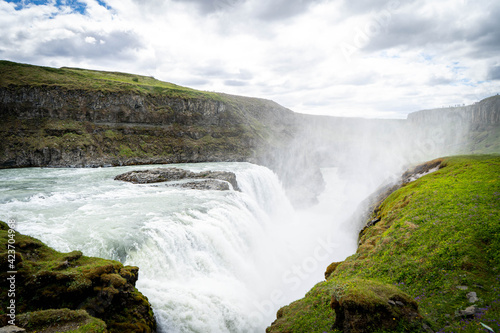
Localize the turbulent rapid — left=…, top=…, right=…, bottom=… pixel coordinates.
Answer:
left=0, top=162, right=364, bottom=332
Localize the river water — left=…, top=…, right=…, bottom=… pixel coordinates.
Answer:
left=0, top=162, right=365, bottom=332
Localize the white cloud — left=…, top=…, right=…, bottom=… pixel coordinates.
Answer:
left=1, top=0, right=499, bottom=118
left=84, top=36, right=96, bottom=44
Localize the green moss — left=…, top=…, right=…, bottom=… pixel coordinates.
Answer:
left=269, top=155, right=500, bottom=332
left=0, top=222, right=156, bottom=332
left=104, top=130, right=120, bottom=140
left=118, top=144, right=137, bottom=158
left=324, top=261, right=341, bottom=280
left=336, top=278, right=411, bottom=306
left=17, top=309, right=107, bottom=332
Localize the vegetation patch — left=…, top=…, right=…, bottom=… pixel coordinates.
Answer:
left=268, top=155, right=500, bottom=333
left=0, top=60, right=223, bottom=101
left=17, top=308, right=107, bottom=333
left=0, top=221, right=156, bottom=332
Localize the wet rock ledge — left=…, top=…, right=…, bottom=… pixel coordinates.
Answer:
left=114, top=167, right=241, bottom=191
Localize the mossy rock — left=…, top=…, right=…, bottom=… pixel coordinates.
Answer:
left=325, top=262, right=342, bottom=280
left=0, top=221, right=156, bottom=333
left=16, top=308, right=107, bottom=333
left=330, top=279, right=425, bottom=333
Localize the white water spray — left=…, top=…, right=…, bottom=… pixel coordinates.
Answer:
left=0, top=162, right=366, bottom=332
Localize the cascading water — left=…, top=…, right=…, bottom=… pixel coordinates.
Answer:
left=0, top=162, right=364, bottom=332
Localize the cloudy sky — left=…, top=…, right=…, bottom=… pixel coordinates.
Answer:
left=1, top=0, right=499, bottom=118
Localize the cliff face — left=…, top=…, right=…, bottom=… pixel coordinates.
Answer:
left=406, top=95, right=500, bottom=155
left=0, top=85, right=296, bottom=169
left=407, top=95, right=500, bottom=127
left=0, top=86, right=227, bottom=125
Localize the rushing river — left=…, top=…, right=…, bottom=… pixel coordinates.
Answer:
left=0, top=162, right=364, bottom=332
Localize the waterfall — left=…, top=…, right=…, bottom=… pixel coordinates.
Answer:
left=0, top=162, right=361, bottom=332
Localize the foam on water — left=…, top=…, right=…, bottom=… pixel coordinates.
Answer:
left=0, top=162, right=360, bottom=332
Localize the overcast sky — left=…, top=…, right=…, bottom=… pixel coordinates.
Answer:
left=1, top=0, right=500, bottom=118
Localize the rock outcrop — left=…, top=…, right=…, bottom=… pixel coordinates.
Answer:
left=15, top=309, right=107, bottom=332
left=114, top=167, right=240, bottom=191
left=330, top=279, right=427, bottom=333
left=0, top=221, right=156, bottom=333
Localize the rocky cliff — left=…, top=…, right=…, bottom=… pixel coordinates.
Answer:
left=405, top=95, right=500, bottom=155
left=407, top=95, right=500, bottom=127
left=0, top=60, right=297, bottom=166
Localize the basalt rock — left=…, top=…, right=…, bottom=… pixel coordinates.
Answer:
left=402, top=158, right=443, bottom=184
left=407, top=95, right=500, bottom=126
left=169, top=179, right=232, bottom=191
left=114, top=167, right=241, bottom=191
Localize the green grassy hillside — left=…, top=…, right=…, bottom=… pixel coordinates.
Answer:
left=0, top=60, right=221, bottom=100
left=268, top=155, right=500, bottom=333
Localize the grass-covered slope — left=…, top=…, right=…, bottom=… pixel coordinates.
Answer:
left=267, top=155, right=500, bottom=333
left=0, top=60, right=221, bottom=100
left=0, top=221, right=156, bottom=332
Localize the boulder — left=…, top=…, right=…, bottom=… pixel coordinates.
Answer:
left=456, top=305, right=477, bottom=318
left=330, top=279, right=429, bottom=333
left=114, top=167, right=240, bottom=191
left=0, top=221, right=156, bottom=333
left=466, top=291, right=479, bottom=303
